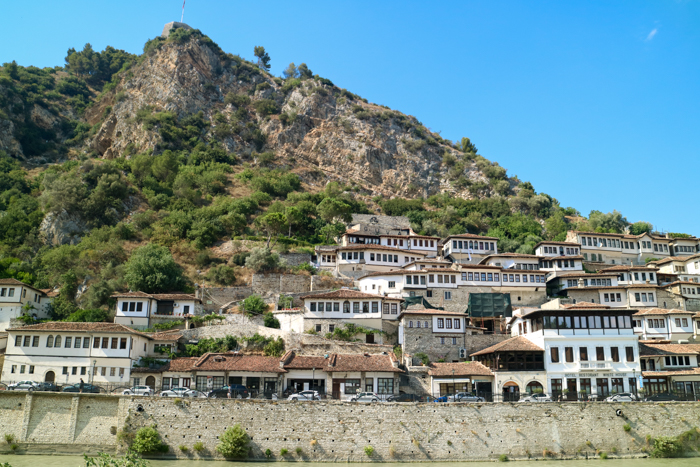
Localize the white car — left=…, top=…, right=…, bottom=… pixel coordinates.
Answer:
left=123, top=386, right=153, bottom=396
left=8, top=381, right=39, bottom=391
left=449, top=392, right=486, bottom=402
left=160, top=387, right=191, bottom=397
left=605, top=393, right=637, bottom=402
left=350, top=392, right=380, bottom=402
left=184, top=389, right=207, bottom=398
left=288, top=390, right=320, bottom=401
left=520, top=393, right=553, bottom=402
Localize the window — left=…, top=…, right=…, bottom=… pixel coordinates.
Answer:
left=111, top=338, right=118, bottom=349
left=550, top=347, right=560, bottom=363
left=611, top=347, right=620, bottom=362
left=81, top=367, right=87, bottom=375
left=454, top=319, right=460, bottom=329
left=64, top=337, right=72, bottom=348
left=74, top=337, right=81, bottom=348
left=54, top=335, right=61, bottom=347
left=444, top=291, right=452, bottom=300
left=120, top=338, right=127, bottom=349
left=426, top=290, right=433, bottom=298
left=315, top=324, right=322, bottom=333
left=110, top=368, right=116, bottom=377
left=383, top=303, right=389, bottom=314
left=408, top=321, right=413, bottom=328
left=416, top=321, right=421, bottom=328
left=565, top=347, right=574, bottom=363
left=446, top=319, right=452, bottom=329
left=32, top=336, right=39, bottom=347
left=406, top=275, right=412, bottom=285
left=353, top=302, right=360, bottom=313
left=462, top=272, right=467, bottom=281
left=329, top=324, right=335, bottom=333
left=345, top=379, right=361, bottom=395
left=569, top=345, right=586, bottom=363
left=682, top=318, right=688, bottom=327
left=72, top=367, right=77, bottom=375
left=362, top=302, right=369, bottom=313
left=62, top=366, right=68, bottom=375
left=391, top=303, right=398, bottom=314
left=344, top=301, right=351, bottom=313
left=388, top=281, right=396, bottom=288
left=437, top=318, right=444, bottom=328
left=626, top=347, right=634, bottom=362
left=46, top=335, right=54, bottom=347
left=19, top=365, right=25, bottom=374
left=23, top=336, right=30, bottom=347
left=371, top=302, right=378, bottom=313
left=596, top=347, right=605, bottom=361
left=102, top=337, right=109, bottom=348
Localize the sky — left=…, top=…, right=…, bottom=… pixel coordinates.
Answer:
left=2, top=1, right=699, bottom=234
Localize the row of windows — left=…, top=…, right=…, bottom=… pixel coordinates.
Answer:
left=121, top=301, right=144, bottom=312
left=566, top=278, right=613, bottom=287
left=320, top=255, right=336, bottom=263
left=513, top=263, right=540, bottom=270
left=551, top=378, right=631, bottom=396
left=503, top=273, right=546, bottom=283
left=541, top=246, right=580, bottom=255
left=436, top=318, right=460, bottom=329
left=682, top=287, right=700, bottom=295
left=528, top=315, right=633, bottom=331
left=14, top=334, right=129, bottom=350
left=451, top=240, right=495, bottom=251
left=10, top=365, right=34, bottom=374
left=633, top=292, right=654, bottom=302
left=412, top=239, right=435, bottom=248
left=308, top=301, right=399, bottom=314
left=621, top=272, right=656, bottom=282
left=581, top=236, right=672, bottom=253
left=675, top=245, right=697, bottom=253
left=347, top=236, right=380, bottom=245
left=550, top=346, right=635, bottom=363
left=541, top=259, right=576, bottom=269
left=603, top=293, right=623, bottom=302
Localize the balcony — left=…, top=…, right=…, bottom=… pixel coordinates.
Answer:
left=579, top=362, right=611, bottom=371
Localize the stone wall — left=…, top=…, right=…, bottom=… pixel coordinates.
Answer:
left=311, top=274, right=354, bottom=291
left=402, top=325, right=509, bottom=365
left=279, top=253, right=312, bottom=267
left=408, top=287, right=547, bottom=313
left=3, top=392, right=700, bottom=461
left=252, top=274, right=311, bottom=295
left=199, top=286, right=254, bottom=312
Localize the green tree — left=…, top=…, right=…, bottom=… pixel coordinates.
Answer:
left=241, top=294, right=268, bottom=316
left=319, top=222, right=345, bottom=244
left=253, top=46, right=271, bottom=71
left=216, top=424, right=250, bottom=458
left=588, top=210, right=628, bottom=233
left=50, top=271, right=79, bottom=320
left=629, top=221, right=653, bottom=236
left=255, top=212, right=287, bottom=248
left=124, top=244, right=186, bottom=293
left=205, top=265, right=236, bottom=286
left=459, top=137, right=477, bottom=154
left=317, top=197, right=352, bottom=223
left=245, top=247, right=282, bottom=273
left=298, top=63, right=313, bottom=79
left=282, top=62, right=298, bottom=79
left=544, top=211, right=569, bottom=240
left=263, top=312, right=280, bottom=329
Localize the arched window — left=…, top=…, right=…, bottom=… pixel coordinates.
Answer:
left=343, top=301, right=350, bottom=313
left=424, top=321, right=429, bottom=328
left=469, top=241, right=473, bottom=249
left=54, top=335, right=61, bottom=347
left=409, top=321, right=413, bottom=328
left=416, top=321, right=421, bottom=328
left=46, top=335, right=54, bottom=347
left=526, top=381, right=544, bottom=394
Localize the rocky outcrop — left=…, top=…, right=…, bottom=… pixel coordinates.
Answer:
left=0, top=118, right=22, bottom=158
left=88, top=33, right=513, bottom=200
left=39, top=210, right=88, bottom=246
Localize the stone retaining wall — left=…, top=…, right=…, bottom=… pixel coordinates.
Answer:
left=4, top=392, right=700, bottom=461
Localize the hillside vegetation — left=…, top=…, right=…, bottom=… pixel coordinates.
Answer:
left=0, top=28, right=663, bottom=318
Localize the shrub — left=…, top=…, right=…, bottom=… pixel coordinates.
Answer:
left=280, top=448, right=289, bottom=456
left=83, top=451, right=150, bottom=467
left=245, top=247, right=282, bottom=273
left=179, top=445, right=188, bottom=452
left=265, top=449, right=272, bottom=459
left=263, top=336, right=285, bottom=357
left=253, top=99, right=279, bottom=116
left=623, top=423, right=631, bottom=432
left=132, top=426, right=167, bottom=454
left=295, top=447, right=303, bottom=455
left=4, top=434, right=15, bottom=444
left=205, top=265, right=236, bottom=286
left=364, top=445, right=374, bottom=457
left=415, top=352, right=430, bottom=366
left=193, top=441, right=205, bottom=452
left=499, top=454, right=509, bottom=462
left=263, top=312, right=280, bottom=328
left=241, top=294, right=268, bottom=316
left=125, top=244, right=186, bottom=293
left=9, top=443, right=18, bottom=451
left=599, top=452, right=608, bottom=460
left=651, top=436, right=683, bottom=458
left=224, top=92, right=250, bottom=107
left=216, top=424, right=250, bottom=458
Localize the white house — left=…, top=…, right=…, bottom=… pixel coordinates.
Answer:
left=632, top=308, right=697, bottom=341
left=2, top=322, right=151, bottom=385
left=442, top=234, right=499, bottom=264
left=669, top=237, right=700, bottom=257
left=507, top=303, right=641, bottom=400
left=639, top=342, right=700, bottom=397
left=112, top=291, right=201, bottom=329
left=0, top=279, right=54, bottom=331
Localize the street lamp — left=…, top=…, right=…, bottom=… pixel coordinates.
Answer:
left=312, top=367, right=316, bottom=392
left=91, top=360, right=96, bottom=385
left=452, top=369, right=455, bottom=395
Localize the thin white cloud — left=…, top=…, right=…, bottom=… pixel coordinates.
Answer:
left=646, top=28, right=658, bottom=41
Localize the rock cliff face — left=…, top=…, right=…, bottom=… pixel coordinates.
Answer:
left=87, top=33, right=513, bottom=200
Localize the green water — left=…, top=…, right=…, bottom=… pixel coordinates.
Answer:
left=0, top=457, right=699, bottom=467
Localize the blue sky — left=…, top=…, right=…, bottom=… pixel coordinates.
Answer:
left=2, top=1, right=699, bottom=234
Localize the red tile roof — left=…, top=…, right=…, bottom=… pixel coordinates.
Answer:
left=562, top=301, right=611, bottom=309
left=428, top=361, right=494, bottom=377
left=633, top=308, right=695, bottom=316
left=338, top=244, right=428, bottom=254
left=193, top=353, right=287, bottom=373
left=163, top=357, right=199, bottom=372
left=642, top=368, right=700, bottom=377
left=444, top=233, right=498, bottom=240
left=111, top=291, right=200, bottom=302
left=534, top=241, right=581, bottom=248
left=0, top=278, right=32, bottom=286
left=470, top=336, right=544, bottom=356
left=281, top=353, right=328, bottom=369
left=568, top=231, right=624, bottom=238
left=398, top=309, right=467, bottom=318
left=555, top=272, right=619, bottom=278
left=639, top=343, right=700, bottom=356
left=600, top=265, right=659, bottom=271
left=302, top=289, right=402, bottom=300
left=325, top=353, right=402, bottom=373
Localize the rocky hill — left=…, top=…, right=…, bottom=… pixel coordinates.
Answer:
left=81, top=28, right=514, bottom=201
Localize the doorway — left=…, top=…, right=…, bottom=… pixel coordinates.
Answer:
left=366, top=333, right=375, bottom=344
left=45, top=371, right=55, bottom=383
left=145, top=376, right=155, bottom=390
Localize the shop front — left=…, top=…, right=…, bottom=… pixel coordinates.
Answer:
left=550, top=371, right=638, bottom=400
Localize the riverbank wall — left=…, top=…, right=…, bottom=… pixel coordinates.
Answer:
left=1, top=392, right=699, bottom=461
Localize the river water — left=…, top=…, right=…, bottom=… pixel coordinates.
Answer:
left=1, top=456, right=699, bottom=467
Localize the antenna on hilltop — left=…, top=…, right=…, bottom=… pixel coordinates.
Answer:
left=181, top=0, right=186, bottom=23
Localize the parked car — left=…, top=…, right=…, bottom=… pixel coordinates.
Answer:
left=35, top=382, right=60, bottom=392
left=160, top=387, right=191, bottom=397
left=644, top=393, right=680, bottom=402
left=605, top=392, right=637, bottom=402
left=7, top=381, right=39, bottom=391
left=62, top=383, right=102, bottom=393
left=350, top=392, right=380, bottom=402
left=520, top=393, right=553, bottom=402
left=123, top=386, right=154, bottom=396
left=207, top=384, right=250, bottom=399
left=288, top=390, right=321, bottom=401
left=386, top=393, right=423, bottom=403
left=450, top=392, right=486, bottom=403
left=184, top=389, right=207, bottom=398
